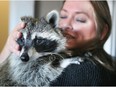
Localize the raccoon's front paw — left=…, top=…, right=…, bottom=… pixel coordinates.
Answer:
left=60, top=57, right=83, bottom=68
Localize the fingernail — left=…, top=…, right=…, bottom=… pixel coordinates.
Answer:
left=21, top=22, right=26, bottom=28
left=17, top=32, right=21, bottom=38
left=17, top=32, right=20, bottom=38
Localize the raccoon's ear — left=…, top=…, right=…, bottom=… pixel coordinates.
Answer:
left=46, top=10, right=59, bottom=28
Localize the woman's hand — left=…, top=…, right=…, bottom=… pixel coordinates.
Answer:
left=0, top=22, right=26, bottom=63
left=7, top=22, right=26, bottom=54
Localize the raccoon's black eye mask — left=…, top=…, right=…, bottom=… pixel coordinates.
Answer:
left=17, top=35, right=58, bottom=52
left=34, top=36, right=58, bottom=52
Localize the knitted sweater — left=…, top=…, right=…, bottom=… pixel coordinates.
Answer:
left=50, top=59, right=116, bottom=86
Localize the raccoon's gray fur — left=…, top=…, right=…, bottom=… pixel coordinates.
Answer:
left=0, top=10, right=83, bottom=86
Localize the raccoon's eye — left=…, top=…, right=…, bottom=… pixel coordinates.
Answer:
left=34, top=37, right=45, bottom=46
left=34, top=37, right=57, bottom=52
left=16, top=35, right=25, bottom=51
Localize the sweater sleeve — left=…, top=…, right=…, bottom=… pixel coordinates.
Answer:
left=50, top=59, right=116, bottom=86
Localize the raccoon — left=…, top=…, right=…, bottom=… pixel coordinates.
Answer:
left=0, top=10, right=83, bottom=86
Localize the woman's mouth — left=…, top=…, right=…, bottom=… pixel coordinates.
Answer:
left=65, top=34, right=74, bottom=39
left=60, top=29, right=75, bottom=39
left=63, top=33, right=75, bottom=39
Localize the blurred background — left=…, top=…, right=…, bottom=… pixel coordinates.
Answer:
left=0, top=0, right=116, bottom=58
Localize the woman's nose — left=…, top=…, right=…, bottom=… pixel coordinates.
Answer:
left=60, top=18, right=73, bottom=31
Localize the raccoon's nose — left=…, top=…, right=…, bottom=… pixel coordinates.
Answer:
left=20, top=53, right=29, bottom=62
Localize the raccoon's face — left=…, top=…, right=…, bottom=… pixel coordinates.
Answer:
left=17, top=10, right=67, bottom=62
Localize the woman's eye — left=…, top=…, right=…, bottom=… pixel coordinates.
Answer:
left=60, top=16, right=67, bottom=19
left=76, top=18, right=86, bottom=23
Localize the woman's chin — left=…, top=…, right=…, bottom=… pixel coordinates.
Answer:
left=65, top=43, right=75, bottom=50
left=65, top=39, right=77, bottom=49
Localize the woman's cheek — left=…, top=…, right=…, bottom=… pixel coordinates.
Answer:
left=59, top=19, right=64, bottom=28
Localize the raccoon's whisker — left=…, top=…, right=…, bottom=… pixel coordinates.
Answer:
left=51, top=53, right=65, bottom=60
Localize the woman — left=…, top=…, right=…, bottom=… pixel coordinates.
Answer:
left=0, top=0, right=116, bottom=85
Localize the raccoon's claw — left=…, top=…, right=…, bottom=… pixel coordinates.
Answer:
left=20, top=53, right=29, bottom=62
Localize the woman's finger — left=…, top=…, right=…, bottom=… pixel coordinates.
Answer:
left=14, top=22, right=26, bottom=31
left=9, top=39, right=20, bottom=54
left=12, top=31, right=22, bottom=41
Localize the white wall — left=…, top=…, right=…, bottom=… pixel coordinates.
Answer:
left=104, top=1, right=113, bottom=55
left=9, top=0, right=35, bottom=33
left=110, top=1, right=116, bottom=57
left=104, top=1, right=116, bottom=57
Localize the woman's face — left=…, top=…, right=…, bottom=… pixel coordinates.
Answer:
left=59, top=0, right=98, bottom=51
